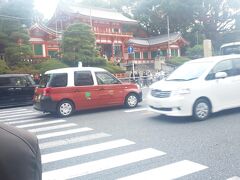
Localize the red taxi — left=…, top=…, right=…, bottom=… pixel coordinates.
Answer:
left=33, top=67, right=142, bottom=117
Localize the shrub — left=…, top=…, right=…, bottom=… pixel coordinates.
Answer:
left=34, top=59, right=69, bottom=73
left=167, top=56, right=191, bottom=66
left=186, top=45, right=204, bottom=59
left=100, top=62, right=125, bottom=74
left=0, top=60, right=10, bottom=74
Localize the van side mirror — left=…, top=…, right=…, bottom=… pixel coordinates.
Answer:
left=215, top=72, right=227, bottom=79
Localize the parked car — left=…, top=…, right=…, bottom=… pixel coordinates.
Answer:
left=33, top=67, right=142, bottom=117
left=0, top=74, right=36, bottom=108
left=147, top=55, right=240, bottom=120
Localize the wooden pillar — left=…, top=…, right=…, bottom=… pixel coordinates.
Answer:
left=121, top=40, right=125, bottom=62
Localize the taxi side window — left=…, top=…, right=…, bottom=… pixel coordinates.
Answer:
left=95, top=72, right=120, bottom=85
left=49, top=73, right=67, bottom=87
left=206, top=60, right=234, bottom=80
left=74, top=71, right=94, bottom=86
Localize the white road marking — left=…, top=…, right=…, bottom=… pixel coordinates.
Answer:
left=42, top=148, right=165, bottom=180
left=0, top=108, right=28, bottom=114
left=37, top=127, right=93, bottom=140
left=118, top=160, right=208, bottom=180
left=124, top=108, right=147, bottom=113
left=0, top=112, right=40, bottom=119
left=39, top=133, right=111, bottom=149
left=42, top=139, right=135, bottom=164
left=0, top=116, right=40, bottom=122
left=0, top=110, right=36, bottom=117
left=16, top=120, right=66, bottom=128
left=5, top=118, right=45, bottom=125
left=28, top=123, right=77, bottom=133
left=227, top=176, right=240, bottom=180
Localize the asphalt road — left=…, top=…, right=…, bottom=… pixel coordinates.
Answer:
left=0, top=88, right=240, bottom=180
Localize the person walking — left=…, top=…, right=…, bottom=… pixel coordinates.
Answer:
left=142, top=71, right=148, bottom=87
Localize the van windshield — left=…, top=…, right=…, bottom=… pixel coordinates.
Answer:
left=220, top=44, right=240, bottom=55
left=166, top=61, right=212, bottom=81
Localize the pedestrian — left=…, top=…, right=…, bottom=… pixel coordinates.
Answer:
left=148, top=71, right=153, bottom=85
left=135, top=71, right=140, bottom=86
left=0, top=123, right=42, bottom=180
left=130, top=70, right=135, bottom=82
left=142, top=71, right=148, bottom=87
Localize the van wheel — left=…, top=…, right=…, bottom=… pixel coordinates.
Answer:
left=57, top=100, right=74, bottom=117
left=125, top=93, right=138, bottom=108
left=193, top=98, right=211, bottom=121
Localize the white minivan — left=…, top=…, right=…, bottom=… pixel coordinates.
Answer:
left=147, top=55, right=240, bottom=120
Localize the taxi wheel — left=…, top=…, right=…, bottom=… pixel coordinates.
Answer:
left=193, top=98, right=211, bottom=121
left=57, top=100, right=74, bottom=117
left=125, top=93, right=138, bottom=108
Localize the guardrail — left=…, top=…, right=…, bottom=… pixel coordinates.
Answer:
left=118, top=75, right=166, bottom=87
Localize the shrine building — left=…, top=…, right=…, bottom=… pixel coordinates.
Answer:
left=29, top=0, right=188, bottom=64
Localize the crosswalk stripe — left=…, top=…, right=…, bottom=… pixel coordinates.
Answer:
left=0, top=116, right=39, bottom=122
left=42, top=148, right=165, bottom=180
left=39, top=133, right=111, bottom=149
left=0, top=108, right=28, bottom=114
left=5, top=118, right=45, bottom=125
left=42, top=139, right=135, bottom=164
left=16, top=120, right=66, bottom=128
left=0, top=110, right=36, bottom=117
left=118, top=160, right=208, bottom=180
left=227, top=176, right=240, bottom=180
left=0, top=112, right=40, bottom=119
left=124, top=108, right=147, bottom=113
left=37, top=127, right=93, bottom=140
left=28, top=123, right=77, bottom=133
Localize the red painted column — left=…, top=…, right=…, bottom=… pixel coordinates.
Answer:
left=44, top=42, right=48, bottom=58
left=121, top=39, right=125, bottom=63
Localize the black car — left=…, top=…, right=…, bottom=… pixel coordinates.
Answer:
left=0, top=74, right=36, bottom=108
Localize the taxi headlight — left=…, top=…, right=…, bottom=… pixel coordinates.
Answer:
left=172, top=89, right=191, bottom=96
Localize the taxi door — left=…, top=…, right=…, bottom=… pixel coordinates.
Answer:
left=94, top=72, right=125, bottom=106
left=72, top=71, right=102, bottom=110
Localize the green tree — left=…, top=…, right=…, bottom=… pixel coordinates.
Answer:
left=4, top=28, right=33, bottom=66
left=131, top=0, right=240, bottom=49
left=62, top=23, right=98, bottom=66
left=0, top=0, right=34, bottom=66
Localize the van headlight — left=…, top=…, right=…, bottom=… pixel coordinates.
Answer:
left=172, top=88, right=191, bottom=96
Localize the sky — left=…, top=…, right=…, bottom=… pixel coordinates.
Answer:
left=34, top=0, right=59, bottom=19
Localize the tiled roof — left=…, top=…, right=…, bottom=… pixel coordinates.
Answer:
left=57, top=1, right=137, bottom=24
left=30, top=23, right=61, bottom=35
left=29, top=38, right=44, bottom=42
left=128, top=32, right=186, bottom=46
